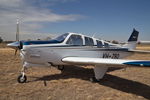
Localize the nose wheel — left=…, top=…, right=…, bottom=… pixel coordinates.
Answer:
left=18, top=65, right=27, bottom=83
left=17, top=74, right=27, bottom=83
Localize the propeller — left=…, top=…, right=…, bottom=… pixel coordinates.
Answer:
left=16, top=19, right=19, bottom=41
left=7, top=19, right=23, bottom=55
left=14, top=19, right=20, bottom=55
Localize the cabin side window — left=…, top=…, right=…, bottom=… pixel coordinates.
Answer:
left=85, top=37, right=94, bottom=46
left=96, top=40, right=103, bottom=48
left=104, top=42, right=109, bottom=48
left=66, top=35, right=83, bottom=45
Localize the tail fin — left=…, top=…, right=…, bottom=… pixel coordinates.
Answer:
left=123, top=29, right=139, bottom=50
left=128, top=29, right=139, bottom=42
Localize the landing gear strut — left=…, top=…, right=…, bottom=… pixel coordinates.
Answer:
left=90, top=66, right=108, bottom=83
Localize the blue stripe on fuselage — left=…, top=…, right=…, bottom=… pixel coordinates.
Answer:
left=123, top=61, right=150, bottom=67
left=23, top=40, right=61, bottom=45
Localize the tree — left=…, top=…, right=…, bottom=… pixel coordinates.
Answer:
left=45, top=37, right=52, bottom=40
left=112, top=40, right=119, bottom=44
left=0, top=37, right=3, bottom=43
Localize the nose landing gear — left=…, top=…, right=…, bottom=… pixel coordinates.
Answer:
left=17, top=66, right=27, bottom=83
left=17, top=64, right=65, bottom=83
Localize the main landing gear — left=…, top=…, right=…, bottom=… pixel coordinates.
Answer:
left=90, top=77, right=100, bottom=82
left=90, top=66, right=108, bottom=83
left=57, top=65, right=65, bottom=71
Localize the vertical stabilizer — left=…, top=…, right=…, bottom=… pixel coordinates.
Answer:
left=123, top=29, right=139, bottom=50
left=128, top=29, right=139, bottom=42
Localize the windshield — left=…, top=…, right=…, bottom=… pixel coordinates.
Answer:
left=54, top=33, right=69, bottom=43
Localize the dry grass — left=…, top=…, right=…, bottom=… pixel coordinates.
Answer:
left=0, top=43, right=7, bottom=48
left=0, top=44, right=150, bottom=100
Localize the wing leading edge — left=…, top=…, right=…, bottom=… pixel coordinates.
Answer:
left=62, top=57, right=150, bottom=67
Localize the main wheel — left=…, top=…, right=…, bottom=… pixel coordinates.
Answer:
left=57, top=65, right=64, bottom=71
left=90, top=77, right=100, bottom=82
left=17, top=74, right=27, bottom=83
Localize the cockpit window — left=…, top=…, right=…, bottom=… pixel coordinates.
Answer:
left=85, top=37, right=94, bottom=46
left=66, top=35, right=83, bottom=45
left=54, top=33, right=69, bottom=43
left=96, top=40, right=103, bottom=48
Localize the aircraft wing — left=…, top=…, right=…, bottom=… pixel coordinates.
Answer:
left=62, top=57, right=150, bottom=67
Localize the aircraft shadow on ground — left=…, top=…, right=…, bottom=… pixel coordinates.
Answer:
left=30, top=65, right=150, bottom=99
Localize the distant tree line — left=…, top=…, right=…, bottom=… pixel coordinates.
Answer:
left=0, top=36, right=14, bottom=43
left=0, top=37, right=3, bottom=43
left=111, top=40, right=119, bottom=44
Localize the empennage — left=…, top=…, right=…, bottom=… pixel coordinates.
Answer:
left=123, top=29, right=139, bottom=50
left=122, top=29, right=150, bottom=54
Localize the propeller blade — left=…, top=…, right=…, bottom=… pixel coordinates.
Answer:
left=15, top=49, right=18, bottom=55
left=7, top=19, right=23, bottom=55
left=16, top=18, right=19, bottom=41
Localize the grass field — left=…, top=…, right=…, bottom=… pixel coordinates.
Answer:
left=0, top=43, right=150, bottom=100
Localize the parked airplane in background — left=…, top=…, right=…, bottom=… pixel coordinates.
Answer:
left=7, top=21, right=150, bottom=83
left=138, top=41, right=150, bottom=44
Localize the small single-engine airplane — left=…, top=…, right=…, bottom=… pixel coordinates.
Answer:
left=7, top=21, right=150, bottom=83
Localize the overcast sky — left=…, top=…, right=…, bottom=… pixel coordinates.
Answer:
left=0, top=0, right=150, bottom=42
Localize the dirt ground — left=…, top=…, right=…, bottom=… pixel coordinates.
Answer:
left=0, top=44, right=150, bottom=100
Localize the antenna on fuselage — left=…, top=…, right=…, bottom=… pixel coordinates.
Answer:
left=92, top=33, right=96, bottom=38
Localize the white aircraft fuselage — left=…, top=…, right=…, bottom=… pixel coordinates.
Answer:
left=21, top=33, right=130, bottom=67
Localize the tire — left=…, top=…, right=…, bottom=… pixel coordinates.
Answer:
left=17, top=74, right=27, bottom=83
left=90, top=77, right=99, bottom=82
